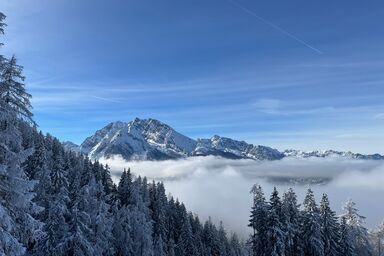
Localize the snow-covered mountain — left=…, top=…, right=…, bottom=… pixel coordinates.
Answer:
left=62, top=141, right=81, bottom=153
left=283, top=149, right=384, bottom=160
left=193, top=135, right=284, bottom=160
left=64, top=118, right=384, bottom=161
left=79, top=118, right=196, bottom=160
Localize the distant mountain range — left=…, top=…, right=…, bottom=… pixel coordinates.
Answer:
left=63, top=118, right=384, bottom=161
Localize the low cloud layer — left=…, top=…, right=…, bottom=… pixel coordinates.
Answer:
left=100, top=156, right=384, bottom=237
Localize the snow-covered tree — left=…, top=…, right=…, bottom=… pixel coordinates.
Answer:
left=229, top=233, right=246, bottom=256
left=0, top=21, right=40, bottom=254
left=341, top=199, right=372, bottom=256
left=266, top=187, right=285, bottom=256
left=176, top=213, right=198, bottom=256
left=248, top=184, right=269, bottom=256
left=319, top=193, right=341, bottom=256
left=0, top=55, right=34, bottom=124
left=36, top=146, right=70, bottom=255
left=150, top=181, right=168, bottom=255
left=282, top=188, right=301, bottom=256
left=339, top=216, right=356, bottom=256
left=113, top=171, right=153, bottom=256
left=300, top=189, right=324, bottom=256
left=370, top=221, right=384, bottom=256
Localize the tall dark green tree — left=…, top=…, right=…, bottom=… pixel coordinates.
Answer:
left=266, top=187, right=285, bottom=256
left=320, top=194, right=341, bottom=256
left=248, top=184, right=269, bottom=256
left=282, top=188, right=301, bottom=256
left=300, top=189, right=324, bottom=256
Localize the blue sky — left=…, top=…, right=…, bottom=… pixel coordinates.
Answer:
left=1, top=0, right=384, bottom=153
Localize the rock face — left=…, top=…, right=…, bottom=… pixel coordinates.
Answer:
left=63, top=118, right=384, bottom=161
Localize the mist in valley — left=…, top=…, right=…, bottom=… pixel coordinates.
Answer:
left=100, top=156, right=384, bottom=237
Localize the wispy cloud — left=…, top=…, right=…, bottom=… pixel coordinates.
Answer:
left=90, top=95, right=122, bottom=104
left=226, top=0, right=323, bottom=54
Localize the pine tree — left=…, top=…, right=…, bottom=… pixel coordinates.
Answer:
left=0, top=55, right=34, bottom=124
left=118, top=169, right=132, bottom=207
left=128, top=179, right=153, bottom=256
left=176, top=213, right=198, bottom=256
left=282, top=188, right=301, bottom=256
left=319, top=193, right=341, bottom=256
left=0, top=12, right=6, bottom=64
left=150, top=181, right=168, bottom=255
left=266, top=187, right=285, bottom=256
left=36, top=139, right=70, bottom=255
left=28, top=133, right=52, bottom=221
left=301, top=189, right=324, bottom=256
left=217, top=221, right=230, bottom=256
left=228, top=233, right=244, bottom=256
left=370, top=221, right=384, bottom=256
left=113, top=171, right=153, bottom=256
left=339, top=216, right=356, bottom=256
left=248, top=184, right=269, bottom=256
left=190, top=214, right=205, bottom=256
left=341, top=199, right=372, bottom=256
left=86, top=178, right=114, bottom=256
left=0, top=17, right=40, bottom=254
left=203, top=217, right=221, bottom=256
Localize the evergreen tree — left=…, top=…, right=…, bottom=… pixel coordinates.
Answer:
left=228, top=233, right=245, bottom=256
left=176, top=213, right=198, bottom=256
left=113, top=171, right=153, bottom=256
left=150, top=181, right=168, bottom=255
left=0, top=17, right=40, bottom=254
left=203, top=217, right=221, bottom=256
left=370, top=221, right=384, bottom=256
left=301, top=189, right=324, bottom=256
left=339, top=216, right=356, bottom=256
left=341, top=199, right=372, bottom=256
left=319, top=193, right=341, bottom=256
left=36, top=142, right=70, bottom=255
left=282, top=188, right=301, bottom=256
left=248, top=184, right=269, bottom=256
left=0, top=55, right=34, bottom=124
left=266, top=187, right=285, bottom=256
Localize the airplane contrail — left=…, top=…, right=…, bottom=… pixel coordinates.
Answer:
left=226, top=0, right=323, bottom=55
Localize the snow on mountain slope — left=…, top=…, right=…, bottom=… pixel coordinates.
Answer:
left=283, top=149, right=384, bottom=160
left=193, top=135, right=284, bottom=160
left=62, top=118, right=384, bottom=161
left=62, top=141, right=80, bottom=153
left=79, top=118, right=197, bottom=160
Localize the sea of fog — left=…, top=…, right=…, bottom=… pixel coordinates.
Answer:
left=100, top=156, right=384, bottom=237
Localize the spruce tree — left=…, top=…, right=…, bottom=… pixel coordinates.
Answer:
left=176, top=213, right=198, bottom=256
left=266, top=187, right=285, bottom=256
left=339, top=216, right=356, bottom=256
left=36, top=140, right=70, bottom=255
left=0, top=15, right=40, bottom=254
left=248, top=184, right=269, bottom=256
left=319, top=193, right=341, bottom=256
left=341, top=199, right=372, bottom=256
left=370, top=221, right=384, bottom=256
left=282, top=188, right=301, bottom=256
left=301, top=189, right=324, bottom=256
left=0, top=55, right=34, bottom=124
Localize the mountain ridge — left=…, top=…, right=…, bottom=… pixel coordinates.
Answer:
left=63, top=118, right=384, bottom=161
